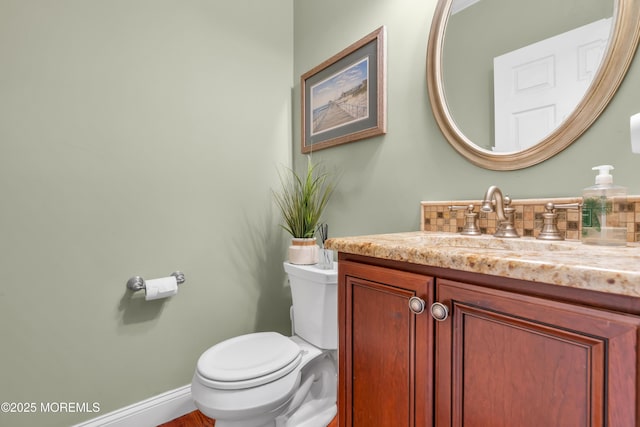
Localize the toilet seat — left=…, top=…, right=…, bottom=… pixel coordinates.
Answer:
left=196, top=332, right=302, bottom=390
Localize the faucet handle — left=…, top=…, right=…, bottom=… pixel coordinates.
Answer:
left=537, top=202, right=581, bottom=240
left=449, top=204, right=482, bottom=236
left=503, top=195, right=514, bottom=209
left=546, top=202, right=581, bottom=212
left=449, top=204, right=474, bottom=213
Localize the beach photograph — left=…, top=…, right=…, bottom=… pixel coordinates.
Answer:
left=310, top=58, right=370, bottom=136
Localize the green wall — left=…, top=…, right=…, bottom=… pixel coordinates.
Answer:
left=293, top=0, right=640, bottom=239
left=0, top=1, right=293, bottom=426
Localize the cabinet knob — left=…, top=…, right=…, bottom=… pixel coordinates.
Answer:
left=430, top=302, right=449, bottom=321
left=408, top=296, right=426, bottom=314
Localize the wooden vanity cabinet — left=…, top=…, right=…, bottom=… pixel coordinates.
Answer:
left=338, top=260, right=435, bottom=427
left=435, top=278, right=640, bottom=427
left=337, top=255, right=640, bottom=427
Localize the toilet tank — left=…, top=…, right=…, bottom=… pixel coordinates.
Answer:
left=283, top=262, right=337, bottom=350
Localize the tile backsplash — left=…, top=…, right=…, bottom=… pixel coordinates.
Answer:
left=421, top=196, right=640, bottom=242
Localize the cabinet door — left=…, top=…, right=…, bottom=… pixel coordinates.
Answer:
left=338, top=260, right=434, bottom=427
left=434, top=279, right=640, bottom=427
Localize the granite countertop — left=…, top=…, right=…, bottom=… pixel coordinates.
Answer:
left=325, top=231, right=640, bottom=297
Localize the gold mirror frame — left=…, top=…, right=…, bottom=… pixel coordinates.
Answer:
left=427, top=0, right=640, bottom=171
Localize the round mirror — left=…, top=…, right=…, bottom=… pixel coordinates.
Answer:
left=427, top=0, right=640, bottom=170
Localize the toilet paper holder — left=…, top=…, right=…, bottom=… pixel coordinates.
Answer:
left=126, top=271, right=186, bottom=292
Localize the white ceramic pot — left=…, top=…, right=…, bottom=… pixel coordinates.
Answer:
left=288, top=238, right=319, bottom=265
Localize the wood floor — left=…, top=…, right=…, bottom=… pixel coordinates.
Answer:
left=159, top=410, right=338, bottom=427
left=158, top=410, right=215, bottom=427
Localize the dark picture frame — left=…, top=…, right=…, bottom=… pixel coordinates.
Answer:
left=301, top=26, right=386, bottom=153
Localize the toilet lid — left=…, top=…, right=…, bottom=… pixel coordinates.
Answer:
left=197, top=332, right=302, bottom=388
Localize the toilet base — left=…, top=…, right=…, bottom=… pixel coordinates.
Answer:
left=275, top=351, right=337, bottom=427
left=214, top=352, right=337, bottom=427
left=194, top=343, right=336, bottom=427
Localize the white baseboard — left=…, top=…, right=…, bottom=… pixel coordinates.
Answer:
left=72, top=384, right=196, bottom=427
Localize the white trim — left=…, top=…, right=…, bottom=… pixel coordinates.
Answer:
left=451, top=0, right=482, bottom=15
left=72, top=384, right=195, bottom=427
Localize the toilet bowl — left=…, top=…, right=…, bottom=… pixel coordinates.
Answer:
left=191, top=262, right=338, bottom=427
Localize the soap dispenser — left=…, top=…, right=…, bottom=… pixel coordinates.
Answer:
left=581, top=165, right=627, bottom=246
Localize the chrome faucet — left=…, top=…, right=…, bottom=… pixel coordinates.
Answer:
left=536, top=202, right=581, bottom=241
left=481, top=186, right=520, bottom=238
left=449, top=204, right=482, bottom=235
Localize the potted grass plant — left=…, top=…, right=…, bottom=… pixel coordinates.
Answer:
left=273, top=157, right=335, bottom=264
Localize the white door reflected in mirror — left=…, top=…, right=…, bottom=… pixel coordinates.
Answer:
left=493, top=18, right=612, bottom=152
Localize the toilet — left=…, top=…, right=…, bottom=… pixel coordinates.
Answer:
left=191, top=262, right=338, bottom=427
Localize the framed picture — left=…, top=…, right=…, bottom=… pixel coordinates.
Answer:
left=301, top=26, right=386, bottom=153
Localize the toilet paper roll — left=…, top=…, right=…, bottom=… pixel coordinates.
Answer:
left=145, top=276, right=178, bottom=301
left=631, top=113, right=640, bottom=154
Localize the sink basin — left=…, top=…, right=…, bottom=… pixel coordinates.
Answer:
left=405, top=233, right=578, bottom=252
